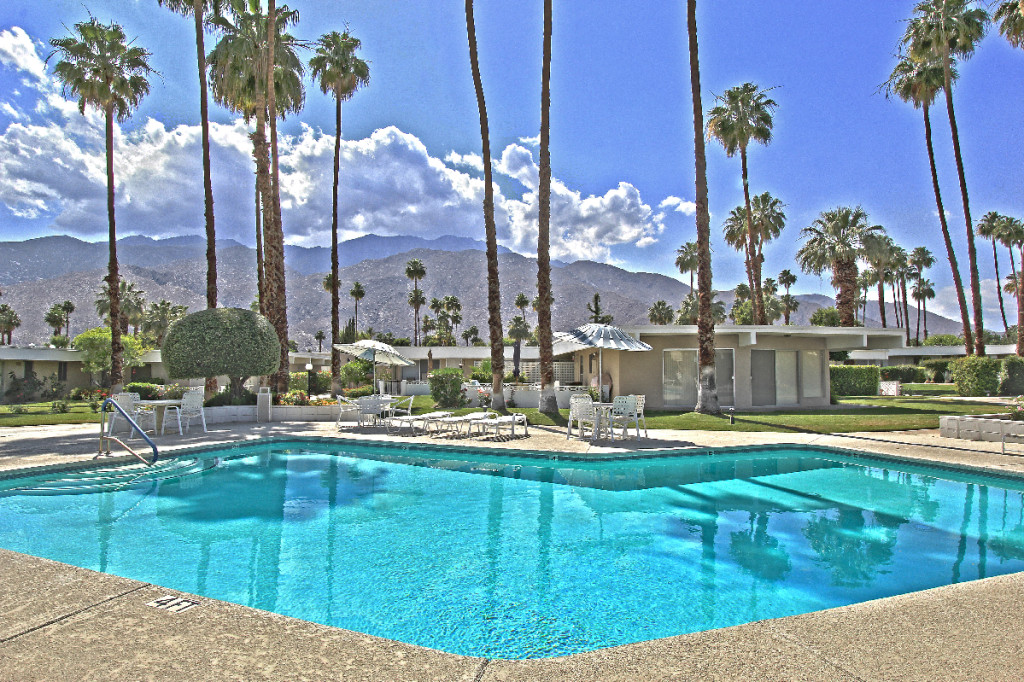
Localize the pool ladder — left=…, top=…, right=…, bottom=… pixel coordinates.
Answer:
left=98, top=397, right=159, bottom=466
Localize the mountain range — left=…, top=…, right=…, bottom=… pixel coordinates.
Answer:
left=0, top=235, right=964, bottom=349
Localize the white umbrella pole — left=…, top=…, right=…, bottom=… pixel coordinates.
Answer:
left=599, top=349, right=604, bottom=402
left=373, top=351, right=377, bottom=394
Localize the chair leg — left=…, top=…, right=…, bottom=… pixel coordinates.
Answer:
left=200, top=410, right=207, bottom=433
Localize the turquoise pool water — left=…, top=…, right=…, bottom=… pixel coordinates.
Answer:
left=2, top=440, right=1024, bottom=659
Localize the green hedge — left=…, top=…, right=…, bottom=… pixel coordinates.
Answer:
left=920, top=358, right=951, bottom=382
left=124, top=382, right=162, bottom=400
left=429, top=368, right=468, bottom=408
left=950, top=356, right=1001, bottom=397
left=1000, top=356, right=1024, bottom=396
left=830, top=365, right=880, bottom=397
left=879, top=365, right=926, bottom=383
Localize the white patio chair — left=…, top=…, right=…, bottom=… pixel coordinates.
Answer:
left=389, top=395, right=414, bottom=419
left=355, top=396, right=389, bottom=427
left=566, top=394, right=597, bottom=440
left=609, top=395, right=639, bottom=440
left=634, top=394, right=648, bottom=437
left=174, top=389, right=208, bottom=434
left=336, top=396, right=360, bottom=429
left=107, top=392, right=142, bottom=436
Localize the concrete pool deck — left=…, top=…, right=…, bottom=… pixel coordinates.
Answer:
left=1, top=421, right=1024, bottom=680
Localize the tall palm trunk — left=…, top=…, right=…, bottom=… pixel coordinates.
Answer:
left=330, top=97, right=342, bottom=391
left=255, top=181, right=264, bottom=315
left=465, top=0, right=505, bottom=409
left=104, top=105, right=123, bottom=389
left=740, top=149, right=763, bottom=324
left=834, top=259, right=858, bottom=327
left=916, top=291, right=922, bottom=344
left=992, top=240, right=1008, bottom=333
left=891, top=278, right=900, bottom=327
left=877, top=278, right=887, bottom=327
left=265, top=0, right=290, bottom=392
left=923, top=102, right=973, bottom=354
left=688, top=0, right=719, bottom=414
left=536, top=0, right=556, bottom=413
left=942, top=49, right=983, bottom=355
left=901, top=277, right=911, bottom=346
left=193, top=0, right=216, bottom=310
left=924, top=296, right=930, bottom=339
left=1018, top=245, right=1024, bottom=356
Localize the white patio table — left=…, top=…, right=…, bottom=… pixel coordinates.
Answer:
left=136, top=399, right=183, bottom=435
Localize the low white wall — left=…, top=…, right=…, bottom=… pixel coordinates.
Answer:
left=939, top=413, right=1022, bottom=442
left=204, top=404, right=343, bottom=424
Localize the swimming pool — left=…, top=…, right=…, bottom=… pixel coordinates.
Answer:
left=1, top=439, right=1023, bottom=659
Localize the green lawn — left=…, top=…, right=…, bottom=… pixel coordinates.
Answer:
left=0, top=401, right=102, bottom=427
left=901, top=383, right=958, bottom=397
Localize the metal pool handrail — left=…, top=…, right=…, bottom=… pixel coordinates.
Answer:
left=98, top=397, right=159, bottom=466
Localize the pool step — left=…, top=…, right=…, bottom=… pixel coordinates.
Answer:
left=0, top=457, right=219, bottom=496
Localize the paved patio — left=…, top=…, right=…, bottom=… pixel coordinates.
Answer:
left=1, top=421, right=1024, bottom=680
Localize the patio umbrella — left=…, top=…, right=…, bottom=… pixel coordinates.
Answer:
left=333, top=340, right=414, bottom=394
left=560, top=323, right=652, bottom=400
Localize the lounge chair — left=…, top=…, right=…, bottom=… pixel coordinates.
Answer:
left=355, top=396, right=392, bottom=427
left=385, top=411, right=452, bottom=436
left=388, top=395, right=414, bottom=418
left=633, top=394, right=648, bottom=437
left=473, top=412, right=529, bottom=439
left=433, top=411, right=495, bottom=437
left=336, top=396, right=360, bottom=429
left=566, top=394, right=597, bottom=440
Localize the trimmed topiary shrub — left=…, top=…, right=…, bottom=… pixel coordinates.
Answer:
left=204, top=388, right=257, bottom=407
left=950, top=356, right=1001, bottom=397
left=879, top=365, right=926, bottom=383
left=1000, top=356, right=1024, bottom=396
left=920, top=358, right=951, bottom=383
left=163, top=308, right=280, bottom=399
left=429, top=367, right=468, bottom=408
left=830, top=365, right=880, bottom=397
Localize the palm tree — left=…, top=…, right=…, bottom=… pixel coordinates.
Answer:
left=534, top=0, right=557, bottom=413
left=142, top=299, right=188, bottom=345
left=994, top=1, right=1024, bottom=48
left=722, top=206, right=755, bottom=301
left=314, top=329, right=325, bottom=352
left=913, top=278, right=937, bottom=339
left=883, top=54, right=973, bottom=353
left=349, top=281, right=365, bottom=331
left=407, top=287, right=426, bottom=346
left=462, top=325, right=479, bottom=346
left=465, top=0, right=505, bottom=409
left=778, top=269, right=797, bottom=324
left=1001, top=216, right=1024, bottom=355
left=61, top=300, right=76, bottom=339
left=157, top=0, right=223, bottom=311
left=50, top=19, right=153, bottom=389
left=442, top=295, right=462, bottom=337
left=208, top=0, right=304, bottom=390
left=894, top=247, right=914, bottom=345
left=648, top=300, right=674, bottom=324
left=508, top=316, right=531, bottom=381
left=797, top=207, right=882, bottom=326
left=910, top=246, right=936, bottom=344
left=0, top=305, right=22, bottom=345
left=903, top=0, right=990, bottom=355
left=514, top=292, right=530, bottom=320
left=310, top=29, right=369, bottom=389
left=96, top=280, right=145, bottom=335
left=676, top=292, right=726, bottom=325
left=750, top=191, right=786, bottom=296
left=781, top=294, right=800, bottom=325
left=860, top=230, right=893, bottom=327
left=733, top=283, right=751, bottom=302
left=404, top=258, right=426, bottom=345
left=687, top=0, right=719, bottom=413
left=706, top=82, right=777, bottom=324
left=44, top=304, right=65, bottom=336
left=675, top=241, right=699, bottom=293
left=977, top=212, right=1010, bottom=333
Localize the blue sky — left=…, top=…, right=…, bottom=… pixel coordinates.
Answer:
left=1, top=0, right=1022, bottom=324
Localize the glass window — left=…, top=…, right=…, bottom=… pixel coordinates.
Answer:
left=663, top=350, right=697, bottom=405
left=715, top=349, right=735, bottom=406
left=776, top=351, right=799, bottom=405
left=801, top=351, right=823, bottom=398
left=751, top=350, right=776, bottom=406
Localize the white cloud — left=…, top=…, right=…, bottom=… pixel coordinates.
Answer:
left=659, top=195, right=697, bottom=215
left=518, top=135, right=539, bottom=147
left=0, top=27, right=47, bottom=86
left=0, top=25, right=674, bottom=266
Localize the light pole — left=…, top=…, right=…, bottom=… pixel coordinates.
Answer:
left=305, top=362, right=314, bottom=396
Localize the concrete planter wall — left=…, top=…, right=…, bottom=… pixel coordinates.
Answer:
left=940, top=413, right=1022, bottom=442
left=204, top=404, right=342, bottom=423
left=203, top=406, right=257, bottom=424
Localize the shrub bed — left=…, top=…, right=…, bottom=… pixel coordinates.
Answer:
left=1000, top=356, right=1024, bottom=396
left=920, top=358, right=951, bottom=383
left=429, top=368, right=468, bottom=408
left=830, top=365, right=880, bottom=397
left=879, top=365, right=926, bottom=383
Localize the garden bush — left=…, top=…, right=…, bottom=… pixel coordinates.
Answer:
left=920, top=358, right=951, bottom=382
left=204, top=388, right=257, bottom=407
left=338, top=359, right=372, bottom=387
left=1000, top=356, right=1024, bottom=396
left=429, top=368, right=468, bottom=408
left=879, top=365, right=926, bottom=383
left=288, top=371, right=332, bottom=394
left=922, top=334, right=961, bottom=347
left=163, top=308, right=279, bottom=400
left=829, top=365, right=880, bottom=397
left=50, top=400, right=69, bottom=414
left=125, top=382, right=162, bottom=400
left=950, top=356, right=1001, bottom=397
left=277, top=390, right=310, bottom=406
left=341, top=385, right=375, bottom=399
